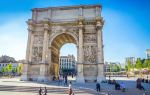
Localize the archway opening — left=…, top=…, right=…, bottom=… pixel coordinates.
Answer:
left=59, top=43, right=77, bottom=79
left=50, top=33, right=77, bottom=80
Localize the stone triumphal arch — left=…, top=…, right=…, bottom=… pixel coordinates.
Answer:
left=21, top=5, right=105, bottom=83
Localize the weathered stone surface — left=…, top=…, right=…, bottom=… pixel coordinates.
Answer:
left=21, top=4, right=105, bottom=83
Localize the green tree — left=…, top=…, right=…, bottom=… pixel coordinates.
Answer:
left=135, top=58, right=142, bottom=69
left=147, top=59, right=150, bottom=69
left=12, top=68, right=17, bottom=74
left=5, top=67, right=8, bottom=75
left=131, top=63, right=135, bottom=69
left=114, top=64, right=118, bottom=72
left=7, top=63, right=12, bottom=73
left=118, top=64, right=122, bottom=72
left=125, top=65, right=128, bottom=71
left=127, top=60, right=132, bottom=71
left=1, top=67, right=6, bottom=75
left=143, top=59, right=148, bottom=68
left=109, top=64, right=113, bottom=72
left=17, top=63, right=23, bottom=75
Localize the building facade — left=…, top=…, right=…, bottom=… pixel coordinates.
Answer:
left=21, top=4, right=105, bottom=83
left=59, top=55, right=76, bottom=74
left=0, top=63, right=19, bottom=71
left=146, top=49, right=150, bottom=59
left=125, top=57, right=136, bottom=65
left=104, top=62, right=121, bottom=72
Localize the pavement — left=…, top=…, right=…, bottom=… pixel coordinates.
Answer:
left=0, top=77, right=150, bottom=95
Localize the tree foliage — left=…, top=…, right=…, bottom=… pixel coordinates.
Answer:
left=135, top=58, right=142, bottom=69
left=12, top=68, right=17, bottom=74
left=143, top=59, right=148, bottom=68
left=127, top=60, right=131, bottom=71
left=1, top=67, right=6, bottom=74
left=7, top=63, right=12, bottom=73
left=118, top=64, right=122, bottom=71
left=0, top=63, right=23, bottom=76
left=109, top=63, right=122, bottom=72
left=147, top=59, right=150, bottom=69
left=17, top=63, right=23, bottom=75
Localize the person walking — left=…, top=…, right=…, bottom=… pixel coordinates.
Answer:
left=39, top=87, right=42, bottom=95
left=68, top=81, right=74, bottom=95
left=136, top=78, right=145, bottom=90
left=96, top=82, right=100, bottom=92
left=120, top=82, right=126, bottom=92
left=58, top=75, right=63, bottom=85
left=44, top=86, right=47, bottom=95
left=64, top=74, right=68, bottom=86
left=71, top=73, right=73, bottom=78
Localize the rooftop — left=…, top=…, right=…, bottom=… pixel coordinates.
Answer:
left=32, top=4, right=101, bottom=11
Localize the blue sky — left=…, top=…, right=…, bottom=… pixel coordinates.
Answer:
left=0, top=0, right=150, bottom=64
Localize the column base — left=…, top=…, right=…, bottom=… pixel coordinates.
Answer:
left=97, top=75, right=106, bottom=82
left=20, top=74, right=29, bottom=81
left=76, top=76, right=85, bottom=83
left=48, top=75, right=53, bottom=81
left=37, top=76, right=49, bottom=82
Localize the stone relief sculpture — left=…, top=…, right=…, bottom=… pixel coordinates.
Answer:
left=32, top=46, right=43, bottom=62
left=51, top=26, right=62, bottom=34
left=84, top=45, right=97, bottom=64
left=38, top=47, right=43, bottom=61
left=32, top=47, right=38, bottom=62
left=84, top=34, right=96, bottom=43
left=21, top=5, right=105, bottom=83
left=33, top=35, right=44, bottom=45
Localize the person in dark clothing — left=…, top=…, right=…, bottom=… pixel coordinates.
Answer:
left=136, top=78, right=145, bottom=90
left=115, top=82, right=120, bottom=90
left=72, top=73, right=73, bottom=78
left=96, top=82, right=101, bottom=92
left=109, top=75, right=110, bottom=80
left=39, top=87, right=42, bottom=95
left=44, top=86, right=47, bottom=95
left=65, top=75, right=68, bottom=86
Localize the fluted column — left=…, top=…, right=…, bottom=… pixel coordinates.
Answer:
left=42, top=24, right=49, bottom=62
left=26, top=30, right=31, bottom=62
left=76, top=17, right=85, bottom=83
left=47, top=47, right=52, bottom=80
left=38, top=21, right=49, bottom=82
left=21, top=20, right=34, bottom=81
left=78, top=22, right=83, bottom=63
left=97, top=19, right=103, bottom=64
left=29, top=33, right=34, bottom=62
left=96, top=17, right=105, bottom=82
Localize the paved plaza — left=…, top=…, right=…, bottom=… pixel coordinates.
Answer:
left=0, top=77, right=150, bottom=95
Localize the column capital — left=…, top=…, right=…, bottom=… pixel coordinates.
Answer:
left=78, top=16, right=84, bottom=29
left=44, top=24, right=50, bottom=31
left=26, top=19, right=35, bottom=25
left=43, top=19, right=51, bottom=30
left=26, top=19, right=36, bottom=29
left=27, top=29, right=34, bottom=33
left=78, top=23, right=84, bottom=29
left=96, top=16, right=104, bottom=29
